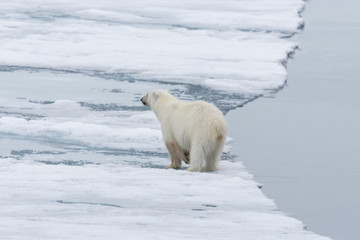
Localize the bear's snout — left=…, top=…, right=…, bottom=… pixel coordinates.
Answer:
left=141, top=96, right=147, bottom=106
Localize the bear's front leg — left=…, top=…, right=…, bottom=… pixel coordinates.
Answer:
left=165, top=142, right=182, bottom=169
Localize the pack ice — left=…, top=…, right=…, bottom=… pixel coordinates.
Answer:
left=0, top=1, right=331, bottom=239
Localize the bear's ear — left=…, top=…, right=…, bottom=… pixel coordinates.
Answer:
left=165, top=89, right=170, bottom=93
left=152, top=92, right=159, bottom=101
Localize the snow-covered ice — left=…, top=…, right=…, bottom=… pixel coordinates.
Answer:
left=0, top=0, right=303, bottom=99
left=0, top=1, right=331, bottom=239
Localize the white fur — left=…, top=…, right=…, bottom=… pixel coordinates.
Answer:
left=141, top=90, right=227, bottom=172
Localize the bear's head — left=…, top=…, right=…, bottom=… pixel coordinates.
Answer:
left=141, top=89, right=170, bottom=107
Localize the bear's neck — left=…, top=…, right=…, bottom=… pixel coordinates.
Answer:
left=152, top=96, right=179, bottom=123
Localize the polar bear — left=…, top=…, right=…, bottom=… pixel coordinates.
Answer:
left=141, top=90, right=227, bottom=172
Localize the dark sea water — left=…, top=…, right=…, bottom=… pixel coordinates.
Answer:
left=227, top=1, right=360, bottom=240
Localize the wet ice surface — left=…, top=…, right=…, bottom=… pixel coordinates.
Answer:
left=0, top=1, right=331, bottom=239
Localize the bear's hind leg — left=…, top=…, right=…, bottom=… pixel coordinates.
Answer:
left=165, top=142, right=183, bottom=169
left=202, top=136, right=225, bottom=172
left=202, top=151, right=221, bottom=172
left=186, top=144, right=205, bottom=172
